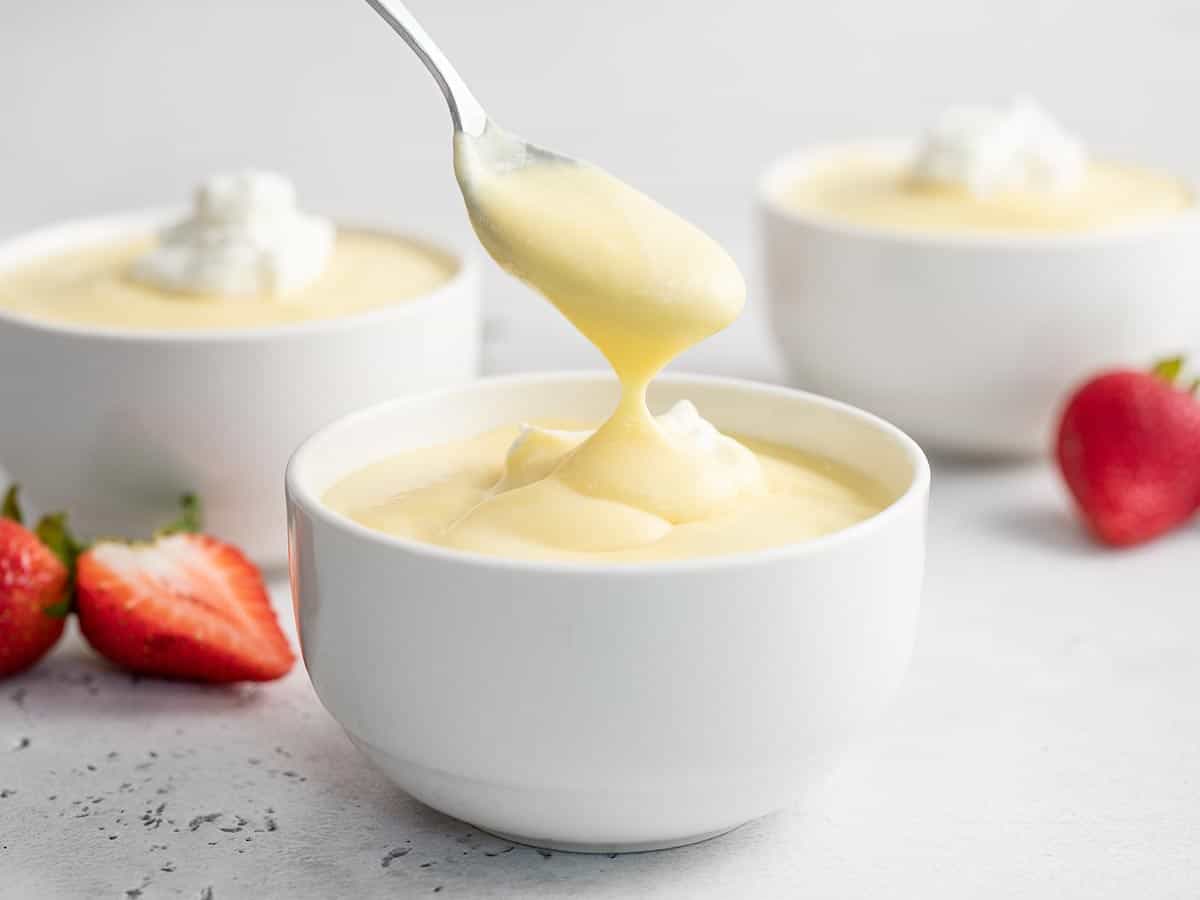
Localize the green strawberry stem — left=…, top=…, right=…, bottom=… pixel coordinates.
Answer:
left=1152, top=356, right=1186, bottom=382
left=43, top=596, right=73, bottom=619
left=35, top=513, right=84, bottom=571
left=34, top=513, right=85, bottom=619
left=1, top=485, right=22, bottom=524
left=155, top=493, right=203, bottom=537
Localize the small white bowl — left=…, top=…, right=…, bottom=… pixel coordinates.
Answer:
left=286, top=372, right=929, bottom=853
left=760, top=141, right=1200, bottom=457
left=0, top=211, right=480, bottom=566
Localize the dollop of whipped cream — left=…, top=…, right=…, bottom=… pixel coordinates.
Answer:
left=654, top=399, right=763, bottom=497
left=497, top=400, right=763, bottom=505
left=132, top=171, right=334, bottom=298
left=910, top=98, right=1087, bottom=196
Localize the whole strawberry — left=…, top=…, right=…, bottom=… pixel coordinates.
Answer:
left=1056, top=357, right=1200, bottom=547
left=0, top=487, right=74, bottom=677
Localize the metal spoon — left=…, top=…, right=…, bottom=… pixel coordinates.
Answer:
left=362, top=0, right=570, bottom=172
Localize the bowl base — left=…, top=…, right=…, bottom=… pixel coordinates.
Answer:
left=476, top=822, right=748, bottom=855
left=345, top=731, right=762, bottom=856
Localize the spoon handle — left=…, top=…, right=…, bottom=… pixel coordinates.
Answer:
left=362, top=0, right=488, bottom=136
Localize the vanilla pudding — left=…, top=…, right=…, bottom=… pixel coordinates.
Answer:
left=325, top=402, right=887, bottom=562
left=785, top=154, right=1190, bottom=234
left=781, top=100, right=1192, bottom=234
left=0, top=173, right=456, bottom=331
left=761, top=99, right=1200, bottom=456
left=0, top=189, right=479, bottom=565
left=287, top=371, right=929, bottom=851
left=324, top=129, right=888, bottom=561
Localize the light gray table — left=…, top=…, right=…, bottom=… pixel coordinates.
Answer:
left=3, top=312, right=1199, bottom=899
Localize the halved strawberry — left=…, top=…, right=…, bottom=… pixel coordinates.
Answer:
left=76, top=532, right=294, bottom=683
left=0, top=487, right=72, bottom=678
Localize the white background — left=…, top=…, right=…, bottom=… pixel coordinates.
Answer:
left=3, top=2, right=1200, bottom=898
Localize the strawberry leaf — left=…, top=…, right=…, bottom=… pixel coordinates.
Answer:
left=1152, top=356, right=1186, bottom=382
left=1, top=485, right=22, bottom=524
left=34, top=512, right=85, bottom=618
left=43, top=596, right=72, bottom=619
left=156, top=493, right=203, bottom=537
left=35, top=513, right=84, bottom=571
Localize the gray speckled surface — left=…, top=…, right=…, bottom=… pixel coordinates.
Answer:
left=5, top=455, right=1200, bottom=898
left=0, top=595, right=808, bottom=899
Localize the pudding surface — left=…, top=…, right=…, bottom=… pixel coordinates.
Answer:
left=323, top=414, right=888, bottom=562
left=781, top=151, right=1192, bottom=234
left=0, top=229, right=456, bottom=331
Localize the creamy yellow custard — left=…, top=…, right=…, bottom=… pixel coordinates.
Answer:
left=0, top=230, right=456, bottom=331
left=782, top=152, right=1192, bottom=234
left=325, top=416, right=888, bottom=563
left=324, top=130, right=888, bottom=562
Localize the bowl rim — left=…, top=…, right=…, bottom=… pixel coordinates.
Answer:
left=0, top=208, right=479, bottom=343
left=757, top=138, right=1200, bottom=250
left=285, top=371, right=931, bottom=576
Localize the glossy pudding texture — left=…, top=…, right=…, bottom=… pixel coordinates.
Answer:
left=324, top=129, right=890, bottom=562
left=782, top=153, right=1192, bottom=234
left=0, top=230, right=456, bottom=331
left=325, top=412, right=888, bottom=563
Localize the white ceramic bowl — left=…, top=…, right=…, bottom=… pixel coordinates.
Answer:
left=0, top=211, right=480, bottom=567
left=286, top=372, right=929, bottom=853
left=760, top=141, right=1200, bottom=457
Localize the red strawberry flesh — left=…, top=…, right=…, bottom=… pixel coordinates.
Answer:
left=76, top=534, right=294, bottom=683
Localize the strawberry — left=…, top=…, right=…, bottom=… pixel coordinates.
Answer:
left=1056, top=357, right=1200, bottom=547
left=75, top=497, right=294, bottom=683
left=0, top=487, right=73, bottom=677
